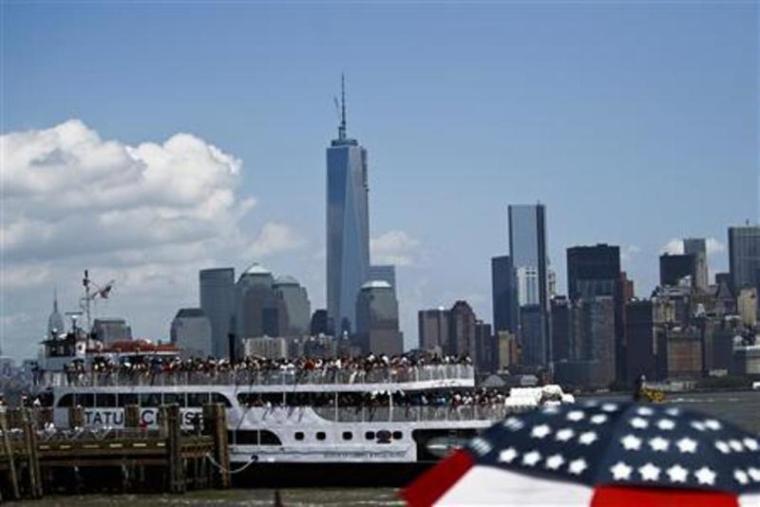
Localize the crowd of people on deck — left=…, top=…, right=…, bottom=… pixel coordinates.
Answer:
left=55, top=352, right=473, bottom=385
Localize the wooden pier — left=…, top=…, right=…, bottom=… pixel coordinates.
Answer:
left=0, top=404, right=230, bottom=501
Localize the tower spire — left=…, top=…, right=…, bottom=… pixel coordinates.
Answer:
left=338, top=73, right=347, bottom=140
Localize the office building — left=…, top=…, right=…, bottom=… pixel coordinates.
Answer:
left=418, top=308, right=450, bottom=352
left=326, top=77, right=370, bottom=334
left=355, top=280, right=403, bottom=355
left=170, top=308, right=212, bottom=358
left=91, top=318, right=132, bottom=344
left=369, top=265, right=396, bottom=291
left=659, top=253, right=696, bottom=287
left=234, top=264, right=288, bottom=357
left=737, top=288, right=758, bottom=327
left=624, top=300, right=658, bottom=385
left=200, top=267, right=235, bottom=358
left=474, top=320, right=495, bottom=373
left=491, top=255, right=518, bottom=333
left=448, top=301, right=477, bottom=358
left=508, top=204, right=551, bottom=367
left=273, top=275, right=311, bottom=336
left=566, top=244, right=620, bottom=300
left=550, top=296, right=571, bottom=363
left=683, top=238, right=709, bottom=290
left=728, top=224, right=760, bottom=291
left=243, top=336, right=288, bottom=360
left=310, top=309, right=332, bottom=336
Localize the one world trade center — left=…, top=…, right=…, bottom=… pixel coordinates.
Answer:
left=326, top=76, right=370, bottom=334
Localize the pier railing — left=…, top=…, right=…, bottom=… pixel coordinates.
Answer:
left=312, top=404, right=509, bottom=423
left=40, top=364, right=475, bottom=388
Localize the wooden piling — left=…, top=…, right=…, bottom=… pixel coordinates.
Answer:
left=68, top=406, right=84, bottom=429
left=0, top=410, right=21, bottom=500
left=21, top=408, right=43, bottom=498
left=203, top=403, right=230, bottom=489
left=163, top=404, right=186, bottom=494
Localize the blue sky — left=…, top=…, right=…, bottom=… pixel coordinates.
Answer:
left=1, top=1, right=758, bottom=358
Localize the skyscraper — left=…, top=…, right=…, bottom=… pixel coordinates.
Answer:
left=491, top=255, right=518, bottom=333
left=170, top=308, right=212, bottom=358
left=369, top=265, right=396, bottom=292
left=326, top=76, right=370, bottom=334
left=659, top=253, right=696, bottom=287
left=199, top=267, right=235, bottom=358
left=683, top=238, right=708, bottom=290
left=47, top=290, right=65, bottom=337
left=728, top=225, right=760, bottom=291
left=355, top=280, right=403, bottom=355
left=273, top=275, right=311, bottom=336
left=508, top=204, right=551, bottom=367
left=448, top=301, right=477, bottom=358
left=418, top=308, right=450, bottom=352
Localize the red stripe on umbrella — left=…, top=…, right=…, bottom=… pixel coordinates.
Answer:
left=591, top=485, right=739, bottom=507
left=402, top=449, right=474, bottom=507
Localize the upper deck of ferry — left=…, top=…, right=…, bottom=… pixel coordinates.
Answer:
left=39, top=364, right=476, bottom=391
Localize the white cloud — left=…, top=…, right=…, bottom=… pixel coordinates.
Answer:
left=248, top=222, right=306, bottom=257
left=621, top=245, right=641, bottom=263
left=706, top=238, right=726, bottom=255
left=0, top=119, right=277, bottom=358
left=662, top=239, right=684, bottom=255
left=370, top=230, right=421, bottom=266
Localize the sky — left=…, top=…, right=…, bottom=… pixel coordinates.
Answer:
left=1, top=1, right=758, bottom=360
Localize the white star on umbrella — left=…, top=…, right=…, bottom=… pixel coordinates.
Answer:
left=545, top=454, right=565, bottom=470
left=748, top=467, right=760, bottom=482
left=667, top=464, right=689, bottom=483
left=629, top=417, right=648, bottom=429
left=601, top=403, right=619, bottom=412
left=499, top=447, right=518, bottom=463
left=676, top=437, right=697, bottom=453
left=715, top=441, right=731, bottom=454
left=691, top=421, right=707, bottom=432
left=504, top=417, right=524, bottom=431
left=567, top=410, right=585, bottom=422
left=728, top=440, right=744, bottom=452
left=704, top=419, right=722, bottom=431
left=639, top=463, right=661, bottom=482
left=621, top=434, right=642, bottom=451
left=610, top=461, right=633, bottom=480
left=555, top=428, right=575, bottom=442
left=744, top=438, right=759, bottom=451
left=590, top=414, right=608, bottom=425
left=568, top=458, right=587, bottom=475
left=665, top=407, right=681, bottom=417
left=657, top=418, right=676, bottom=431
left=695, top=467, right=717, bottom=485
left=578, top=431, right=598, bottom=445
left=734, top=470, right=749, bottom=485
left=522, top=450, right=542, bottom=467
left=531, top=424, right=552, bottom=439
left=648, top=436, right=669, bottom=452
left=636, top=406, right=654, bottom=416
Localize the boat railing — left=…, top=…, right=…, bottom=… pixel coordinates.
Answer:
left=39, top=364, right=475, bottom=388
left=312, top=404, right=508, bottom=423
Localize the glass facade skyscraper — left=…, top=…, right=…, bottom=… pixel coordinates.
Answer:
left=199, top=267, right=235, bottom=358
left=728, top=225, right=760, bottom=291
left=508, top=204, right=551, bottom=367
left=326, top=81, right=370, bottom=334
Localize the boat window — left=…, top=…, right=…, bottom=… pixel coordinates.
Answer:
left=140, top=392, right=161, bottom=407
left=295, top=432, right=305, bottom=441
left=365, top=431, right=375, bottom=440
left=316, top=432, right=326, bottom=441
left=75, top=393, right=94, bottom=407
left=211, top=393, right=232, bottom=407
left=117, top=393, right=138, bottom=407
left=95, top=393, right=116, bottom=408
left=187, top=393, right=210, bottom=407
left=393, top=431, right=403, bottom=440
left=163, top=393, right=186, bottom=407
left=228, top=430, right=282, bottom=445
left=57, top=394, right=74, bottom=408
left=342, top=431, right=353, bottom=441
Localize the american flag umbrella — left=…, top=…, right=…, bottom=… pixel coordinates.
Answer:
left=402, top=401, right=760, bottom=506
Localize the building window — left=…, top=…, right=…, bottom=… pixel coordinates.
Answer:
left=365, top=431, right=375, bottom=440
left=342, top=431, right=353, bottom=441
left=392, top=431, right=403, bottom=440
left=316, top=432, right=326, bottom=441
left=295, top=432, right=305, bottom=441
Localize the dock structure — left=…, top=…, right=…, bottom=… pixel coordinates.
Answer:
left=0, top=404, right=230, bottom=500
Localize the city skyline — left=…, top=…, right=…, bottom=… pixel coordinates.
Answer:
left=2, top=3, right=757, bottom=360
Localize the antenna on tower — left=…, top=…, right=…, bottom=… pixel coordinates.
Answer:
left=338, top=73, right=347, bottom=140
